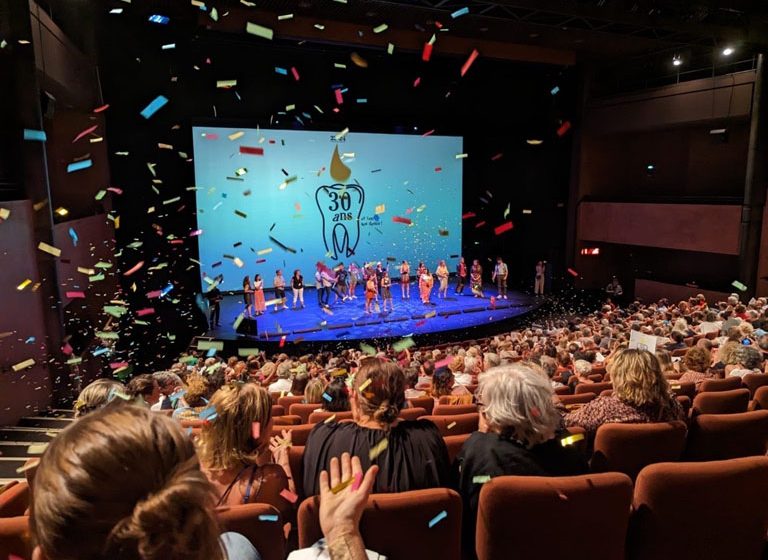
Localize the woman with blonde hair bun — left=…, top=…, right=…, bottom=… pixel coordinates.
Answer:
left=74, top=378, right=126, bottom=418
left=198, top=382, right=295, bottom=519
left=564, top=348, right=684, bottom=437
left=29, top=405, right=259, bottom=560
left=302, top=358, right=450, bottom=496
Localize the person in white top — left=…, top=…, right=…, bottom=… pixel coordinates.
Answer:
left=492, top=257, right=509, bottom=299
left=268, top=365, right=294, bottom=393
left=273, top=269, right=289, bottom=311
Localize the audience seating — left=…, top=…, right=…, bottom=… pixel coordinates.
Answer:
left=590, top=422, right=687, bottom=480
left=741, top=373, right=768, bottom=397
left=277, top=395, right=305, bottom=410
left=421, top=413, right=479, bottom=436
left=671, top=348, right=688, bottom=358
left=599, top=389, right=613, bottom=397
left=564, top=426, right=588, bottom=458
left=444, top=434, right=470, bottom=463
left=432, top=404, right=478, bottom=416
left=0, top=482, right=29, bottom=518
left=288, top=403, right=322, bottom=424
left=749, top=385, right=768, bottom=411
left=407, top=396, right=434, bottom=415
left=307, top=410, right=353, bottom=424
left=269, top=392, right=282, bottom=405
left=554, top=385, right=571, bottom=396
left=675, top=395, right=691, bottom=417
left=269, top=423, right=314, bottom=446
left=0, top=516, right=29, bottom=559
left=398, top=407, right=427, bottom=421
left=575, top=382, right=612, bottom=395
left=298, top=488, right=462, bottom=560
left=699, top=377, right=742, bottom=393
left=558, top=393, right=596, bottom=407
left=668, top=381, right=695, bottom=399
left=288, top=445, right=305, bottom=499
left=216, top=504, right=285, bottom=560
left=273, top=415, right=302, bottom=426
left=691, top=388, right=749, bottom=416
left=587, top=374, right=603, bottom=382
left=476, top=472, right=632, bottom=560
left=271, top=404, right=285, bottom=417
left=684, top=410, right=768, bottom=461
left=629, top=457, right=768, bottom=560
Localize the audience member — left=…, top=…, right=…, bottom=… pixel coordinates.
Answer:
left=74, top=378, right=125, bottom=418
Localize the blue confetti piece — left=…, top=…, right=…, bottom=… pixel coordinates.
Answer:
left=199, top=407, right=217, bottom=421
left=340, top=87, right=349, bottom=94
left=551, top=86, right=560, bottom=95
left=23, top=129, right=47, bottom=142
left=258, top=514, right=279, bottom=522
left=206, top=348, right=216, bottom=357
left=186, top=427, right=193, bottom=436
left=67, top=159, right=93, bottom=173
left=428, top=510, right=447, bottom=528
left=451, top=6, right=469, bottom=18
left=322, top=392, right=333, bottom=402
left=148, top=14, right=169, bottom=24
left=356, top=98, right=367, bottom=103
left=302, top=112, right=312, bottom=119
left=160, top=283, right=174, bottom=297
left=93, top=347, right=109, bottom=356
left=25, top=337, right=35, bottom=344
left=140, top=95, right=169, bottom=119
left=275, top=67, right=288, bottom=75
left=68, top=227, right=78, bottom=246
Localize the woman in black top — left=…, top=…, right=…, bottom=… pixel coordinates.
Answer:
left=455, top=363, right=587, bottom=557
left=303, top=358, right=450, bottom=496
left=291, top=269, right=304, bottom=309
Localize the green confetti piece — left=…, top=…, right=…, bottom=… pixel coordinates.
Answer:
left=392, top=337, right=415, bottom=352
left=95, top=331, right=119, bottom=340
left=89, top=273, right=105, bottom=282
left=103, top=305, right=128, bottom=318
left=472, top=475, right=491, bottom=484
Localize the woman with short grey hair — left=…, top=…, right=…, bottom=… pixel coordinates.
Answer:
left=454, top=363, right=587, bottom=557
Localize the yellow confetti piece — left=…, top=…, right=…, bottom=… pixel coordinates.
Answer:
left=324, top=414, right=336, bottom=423
left=0, top=208, right=9, bottom=220
left=473, top=475, right=492, bottom=484
left=278, top=13, right=294, bottom=20
left=27, top=443, right=48, bottom=455
left=425, top=311, right=437, bottom=318
left=12, top=358, right=35, bottom=372
left=335, top=127, right=350, bottom=140
left=447, top=421, right=456, bottom=430
left=233, top=257, right=244, bottom=268
left=369, top=438, right=389, bottom=460
left=455, top=153, right=468, bottom=159
left=217, top=80, right=238, bottom=89
left=77, top=267, right=95, bottom=275
left=158, top=143, right=173, bottom=150
left=228, top=131, right=244, bottom=141
left=375, top=204, right=386, bottom=214
left=257, top=248, right=273, bottom=256
left=285, top=104, right=295, bottom=111
left=163, top=196, right=181, bottom=205
left=16, top=459, right=40, bottom=474
left=38, top=242, right=61, bottom=257
left=359, top=378, right=372, bottom=392
left=560, top=433, right=585, bottom=447
left=16, top=279, right=32, bottom=291
left=387, top=43, right=394, bottom=55
left=331, top=477, right=355, bottom=494
left=373, top=23, right=388, bottom=33
left=246, top=21, right=274, bottom=40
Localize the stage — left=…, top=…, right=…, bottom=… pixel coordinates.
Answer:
left=204, top=283, right=542, bottom=349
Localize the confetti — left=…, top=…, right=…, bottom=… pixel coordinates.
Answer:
left=67, top=159, right=93, bottom=173
left=291, top=67, right=300, bottom=81
left=567, top=268, right=579, bottom=277
left=217, top=79, right=237, bottom=88
left=473, top=475, right=491, bottom=484
left=387, top=43, right=394, bottom=55
left=0, top=207, right=9, bottom=220
left=16, top=459, right=40, bottom=474
left=455, top=153, right=468, bottom=159
left=123, top=261, right=144, bottom=276
left=72, top=124, right=98, bottom=143
left=140, top=95, right=169, bottom=119
left=350, top=52, right=368, bottom=68
left=447, top=421, right=456, bottom=430
left=392, top=216, right=412, bottom=225
left=38, top=242, right=61, bottom=257
left=732, top=280, right=747, bottom=292
left=240, top=146, right=264, bottom=156
left=12, top=359, right=35, bottom=372
left=275, top=67, right=288, bottom=75
left=65, top=291, right=86, bottom=299
left=429, top=510, right=447, bottom=528
left=560, top=433, right=584, bottom=447
left=228, top=131, right=245, bottom=141
left=334, top=89, right=344, bottom=104
left=422, top=43, right=433, bottom=61
left=246, top=22, right=274, bottom=40
left=17, top=279, right=31, bottom=291
left=278, top=13, right=293, bottom=20
left=557, top=121, right=572, bottom=136
left=462, top=212, right=476, bottom=220
left=359, top=378, right=372, bottom=392
left=322, top=392, right=333, bottom=402
left=392, top=337, right=415, bottom=351
left=373, top=23, right=388, bottom=33
left=259, top=514, right=279, bottom=522
left=369, top=438, right=389, bottom=460
left=494, top=222, right=513, bottom=235
left=504, top=204, right=510, bottom=219
left=331, top=476, right=355, bottom=494
left=451, top=6, right=469, bottom=18
left=251, top=422, right=261, bottom=439
left=280, top=489, right=298, bottom=503
left=324, top=414, right=337, bottom=423
left=460, top=49, right=479, bottom=77
left=551, top=86, right=560, bottom=95
left=23, top=129, right=47, bottom=142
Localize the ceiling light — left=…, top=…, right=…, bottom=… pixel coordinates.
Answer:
left=672, top=55, right=682, bottom=66
left=722, top=47, right=734, bottom=56
left=526, top=139, right=544, bottom=145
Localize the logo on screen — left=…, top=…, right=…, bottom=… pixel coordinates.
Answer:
left=315, top=183, right=365, bottom=259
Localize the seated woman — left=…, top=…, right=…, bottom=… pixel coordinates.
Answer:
left=74, top=378, right=126, bottom=418
left=430, top=366, right=472, bottom=405
left=125, top=374, right=162, bottom=408
left=198, top=382, right=295, bottom=520
left=303, top=358, right=450, bottom=496
left=655, top=349, right=677, bottom=377
left=29, top=405, right=260, bottom=560
left=564, top=348, right=684, bottom=438
left=677, top=346, right=715, bottom=390
left=455, top=363, right=588, bottom=556
left=303, top=378, right=324, bottom=404
left=172, top=374, right=211, bottom=420
left=568, top=359, right=596, bottom=389
left=321, top=376, right=351, bottom=412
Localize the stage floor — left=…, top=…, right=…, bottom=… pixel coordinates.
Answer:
left=207, top=283, right=540, bottom=343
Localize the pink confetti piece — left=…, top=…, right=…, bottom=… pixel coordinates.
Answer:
left=422, top=129, right=435, bottom=137
left=490, top=296, right=496, bottom=309
left=136, top=307, right=155, bottom=317
left=123, top=261, right=144, bottom=276
left=475, top=221, right=486, bottom=228
left=351, top=472, right=363, bottom=491
left=567, top=268, right=579, bottom=277
left=494, top=221, right=513, bottom=235
left=240, top=146, right=264, bottom=155
left=65, top=291, right=86, bottom=299
left=335, top=89, right=344, bottom=104
left=189, top=229, right=203, bottom=237
left=110, top=361, right=129, bottom=370
left=61, top=343, right=73, bottom=355
left=93, top=103, right=110, bottom=113
left=279, top=335, right=287, bottom=348
left=434, top=167, right=442, bottom=172
left=72, top=125, right=98, bottom=143
left=462, top=212, right=476, bottom=219
left=460, top=48, right=479, bottom=77
left=107, top=187, right=123, bottom=195
left=146, top=290, right=162, bottom=299
left=203, top=133, right=219, bottom=140
left=252, top=422, right=260, bottom=439
left=280, top=488, right=298, bottom=503
left=291, top=66, right=300, bottom=81
left=392, top=216, right=412, bottom=225
left=557, top=121, right=572, bottom=137
left=491, top=153, right=503, bottom=161
left=413, top=76, right=421, bottom=87
left=422, top=43, right=433, bottom=61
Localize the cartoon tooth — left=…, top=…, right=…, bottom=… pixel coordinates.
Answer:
left=315, top=183, right=365, bottom=259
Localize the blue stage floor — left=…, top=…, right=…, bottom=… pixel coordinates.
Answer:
left=208, top=283, right=540, bottom=343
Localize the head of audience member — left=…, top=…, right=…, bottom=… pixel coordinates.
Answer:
left=181, top=374, right=210, bottom=408
left=30, top=405, right=224, bottom=560
left=152, top=371, right=184, bottom=398
left=74, top=378, right=126, bottom=418
left=573, top=360, right=593, bottom=382
left=655, top=349, right=674, bottom=374
left=125, top=374, right=161, bottom=407
left=198, top=382, right=272, bottom=471
left=430, top=367, right=455, bottom=398
left=610, top=349, right=677, bottom=416
left=323, top=376, right=351, bottom=412
left=477, top=364, right=559, bottom=448
left=351, top=358, right=406, bottom=427
left=683, top=346, right=711, bottom=374
left=290, top=369, right=309, bottom=395
left=403, top=367, right=420, bottom=390
left=726, top=345, right=763, bottom=377
left=304, top=378, right=324, bottom=404
left=482, top=352, right=500, bottom=371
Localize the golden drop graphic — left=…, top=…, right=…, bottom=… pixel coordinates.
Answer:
left=330, top=145, right=352, bottom=182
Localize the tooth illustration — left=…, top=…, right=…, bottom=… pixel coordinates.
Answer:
left=315, top=183, right=365, bottom=259
left=330, top=145, right=351, bottom=182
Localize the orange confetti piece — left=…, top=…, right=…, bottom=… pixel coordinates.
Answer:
left=392, top=216, right=412, bottom=225
left=280, top=488, right=298, bottom=503
left=124, top=261, right=144, bottom=276
left=460, top=48, right=479, bottom=77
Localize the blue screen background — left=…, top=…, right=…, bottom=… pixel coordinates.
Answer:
left=192, top=127, right=463, bottom=290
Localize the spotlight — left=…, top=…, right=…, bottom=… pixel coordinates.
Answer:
left=672, top=55, right=682, bottom=66
left=722, top=47, right=734, bottom=56
left=54, top=207, right=69, bottom=217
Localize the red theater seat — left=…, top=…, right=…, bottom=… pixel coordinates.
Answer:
left=691, top=389, right=749, bottom=416
left=421, top=413, right=478, bottom=436
left=684, top=410, right=768, bottom=461
left=433, top=404, right=478, bottom=416
left=0, top=482, right=29, bottom=518
left=407, top=396, right=434, bottom=415
left=307, top=411, right=354, bottom=424
left=216, top=504, right=285, bottom=560
left=699, top=377, right=742, bottom=393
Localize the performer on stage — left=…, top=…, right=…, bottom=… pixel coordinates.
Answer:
left=253, top=274, right=266, bottom=315
left=291, top=269, right=305, bottom=308
left=316, top=262, right=333, bottom=308
left=492, top=256, right=509, bottom=300
left=273, top=269, right=289, bottom=311
left=364, top=273, right=378, bottom=314
left=381, top=270, right=394, bottom=312
left=333, top=263, right=349, bottom=303
left=534, top=261, right=546, bottom=295
left=456, top=257, right=467, bottom=295
left=314, top=265, right=324, bottom=307
left=436, top=260, right=449, bottom=298
left=470, top=259, right=484, bottom=298
left=375, top=262, right=386, bottom=284
left=348, top=262, right=360, bottom=299
left=206, top=274, right=224, bottom=328
left=417, top=261, right=426, bottom=277
left=419, top=267, right=434, bottom=304
left=242, top=275, right=253, bottom=318
left=399, top=260, right=410, bottom=299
